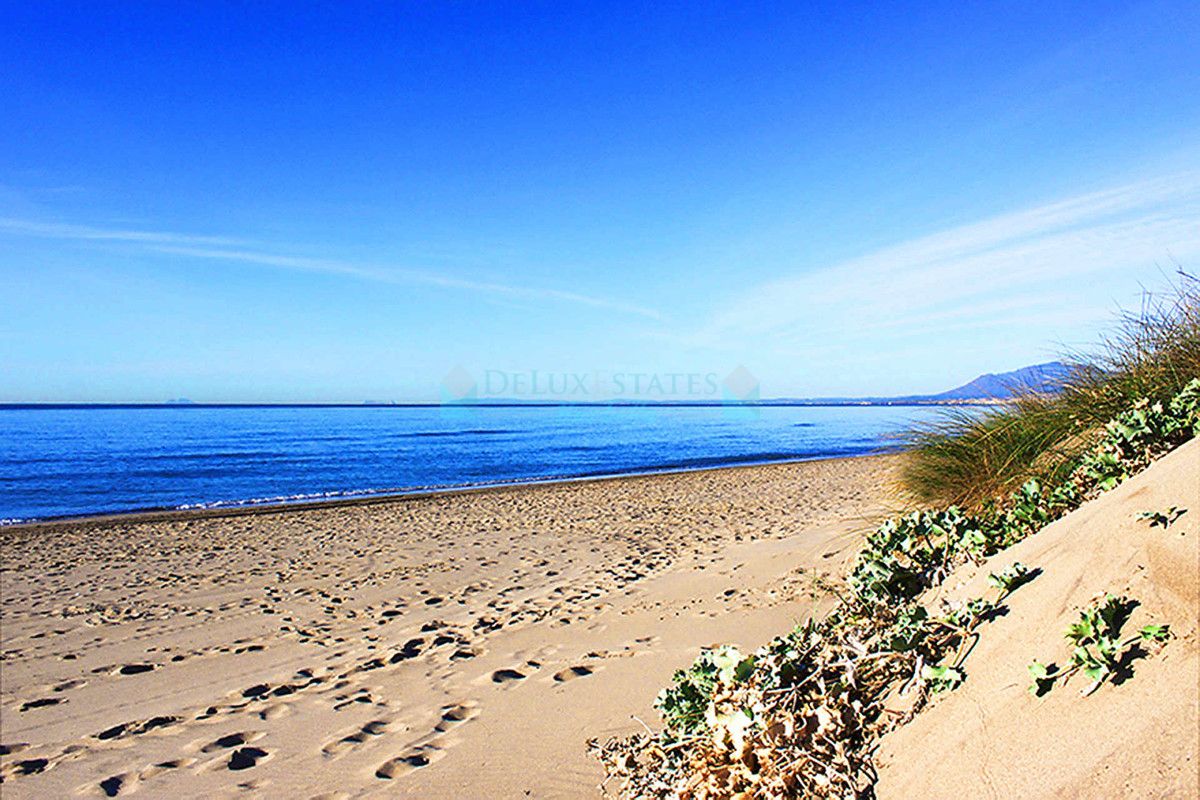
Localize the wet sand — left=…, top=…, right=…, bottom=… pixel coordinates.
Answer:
left=0, top=454, right=899, bottom=798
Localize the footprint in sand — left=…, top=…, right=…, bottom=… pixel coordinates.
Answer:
left=434, top=702, right=480, bottom=732
left=20, top=697, right=62, bottom=711
left=258, top=703, right=290, bottom=721
left=553, top=665, right=595, bottom=682
left=491, top=668, right=526, bottom=684
left=96, top=715, right=179, bottom=741
left=376, top=747, right=444, bottom=779
left=389, top=638, right=425, bottom=662
left=139, top=758, right=196, bottom=779
left=200, top=731, right=263, bottom=753
left=228, top=747, right=269, bottom=770
left=99, top=772, right=136, bottom=796
left=332, top=688, right=377, bottom=710
left=116, top=663, right=156, bottom=676
left=322, top=719, right=391, bottom=758
left=14, top=758, right=48, bottom=775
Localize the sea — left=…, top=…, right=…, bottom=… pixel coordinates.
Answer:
left=0, top=404, right=947, bottom=523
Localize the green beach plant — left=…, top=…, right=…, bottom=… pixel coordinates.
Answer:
left=655, top=645, right=756, bottom=739
left=920, top=664, right=964, bottom=694
left=1028, top=595, right=1170, bottom=697
left=987, top=561, right=1035, bottom=596
left=1136, top=506, right=1187, bottom=528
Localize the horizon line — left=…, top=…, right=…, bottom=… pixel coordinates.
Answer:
left=0, top=398, right=1002, bottom=409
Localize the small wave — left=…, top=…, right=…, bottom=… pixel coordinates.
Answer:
left=142, top=450, right=291, bottom=461
left=399, top=429, right=514, bottom=439
left=177, top=487, right=400, bottom=510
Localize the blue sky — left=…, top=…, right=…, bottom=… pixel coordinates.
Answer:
left=2, top=1, right=1198, bottom=402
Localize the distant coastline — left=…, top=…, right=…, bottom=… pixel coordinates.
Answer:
left=0, top=399, right=1002, bottom=409
left=0, top=361, right=1069, bottom=409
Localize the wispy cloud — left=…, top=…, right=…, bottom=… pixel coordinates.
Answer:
left=699, top=171, right=1200, bottom=349
left=0, top=218, right=661, bottom=320
left=0, top=217, right=249, bottom=247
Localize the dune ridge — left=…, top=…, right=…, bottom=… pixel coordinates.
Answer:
left=875, top=437, right=1199, bottom=798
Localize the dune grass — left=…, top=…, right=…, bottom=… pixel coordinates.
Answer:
left=902, top=271, right=1200, bottom=508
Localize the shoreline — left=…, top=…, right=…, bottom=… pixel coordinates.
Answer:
left=1, top=450, right=894, bottom=532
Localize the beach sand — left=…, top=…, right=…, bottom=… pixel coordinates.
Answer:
left=0, top=454, right=899, bottom=799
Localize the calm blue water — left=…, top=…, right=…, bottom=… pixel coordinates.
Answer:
left=0, top=405, right=942, bottom=522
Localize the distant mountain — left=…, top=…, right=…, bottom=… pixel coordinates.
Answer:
left=756, top=361, right=1076, bottom=406
left=920, top=361, right=1074, bottom=401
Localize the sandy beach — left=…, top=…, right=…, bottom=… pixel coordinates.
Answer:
left=6, top=4, right=1196, bottom=796
left=0, top=455, right=899, bottom=799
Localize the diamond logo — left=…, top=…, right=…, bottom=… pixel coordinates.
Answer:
left=440, top=365, right=478, bottom=402
left=722, top=364, right=759, bottom=402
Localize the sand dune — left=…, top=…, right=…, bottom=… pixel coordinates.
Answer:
left=875, top=438, right=1200, bottom=798
left=0, top=455, right=898, bottom=798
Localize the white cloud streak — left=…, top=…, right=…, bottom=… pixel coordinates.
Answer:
left=0, top=218, right=662, bottom=320
left=701, top=171, right=1200, bottom=348
left=0, top=217, right=248, bottom=247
